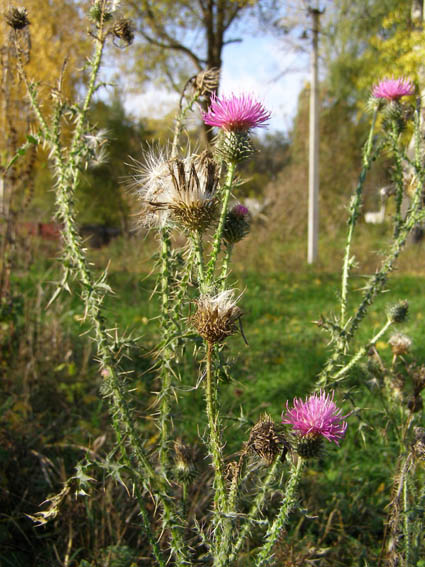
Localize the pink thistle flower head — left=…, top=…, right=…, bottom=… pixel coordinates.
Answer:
left=372, top=78, right=415, bottom=101
left=202, top=93, right=271, bottom=132
left=282, top=390, right=347, bottom=445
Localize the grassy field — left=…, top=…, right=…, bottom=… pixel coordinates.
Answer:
left=2, top=238, right=425, bottom=565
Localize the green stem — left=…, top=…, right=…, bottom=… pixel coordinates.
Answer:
left=205, top=341, right=227, bottom=549
left=326, top=318, right=393, bottom=386
left=340, top=109, right=378, bottom=328
left=255, top=458, right=304, bottom=567
left=228, top=454, right=282, bottom=564
left=390, top=119, right=405, bottom=239
left=220, top=244, right=233, bottom=291
left=206, top=162, right=236, bottom=284
left=193, top=231, right=205, bottom=290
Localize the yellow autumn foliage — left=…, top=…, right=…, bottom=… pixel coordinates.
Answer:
left=355, top=8, right=425, bottom=93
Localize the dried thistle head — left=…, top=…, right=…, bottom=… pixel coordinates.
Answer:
left=192, top=290, right=242, bottom=344
left=5, top=7, right=30, bottom=30
left=174, top=440, right=194, bottom=482
left=161, top=152, right=220, bottom=232
left=413, top=427, right=425, bottom=461
left=112, top=18, right=134, bottom=46
left=192, top=67, right=220, bottom=98
left=388, top=333, right=412, bottom=356
left=248, top=414, right=287, bottom=465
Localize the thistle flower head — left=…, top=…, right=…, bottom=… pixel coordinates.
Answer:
left=388, top=333, right=412, bottom=356
left=283, top=390, right=347, bottom=445
left=372, top=78, right=414, bottom=101
left=5, top=7, right=30, bottom=30
left=202, top=93, right=271, bottom=132
left=192, top=290, right=242, bottom=344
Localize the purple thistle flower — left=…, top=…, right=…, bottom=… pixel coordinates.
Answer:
left=372, top=78, right=414, bottom=101
left=202, top=93, right=271, bottom=132
left=282, top=390, right=347, bottom=445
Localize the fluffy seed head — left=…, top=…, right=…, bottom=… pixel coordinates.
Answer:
left=248, top=414, right=287, bottom=465
left=388, top=333, right=412, bottom=356
left=372, top=78, right=414, bottom=101
left=282, top=390, right=347, bottom=445
left=202, top=93, right=271, bottom=132
left=192, top=290, right=242, bottom=344
left=5, top=7, right=30, bottom=30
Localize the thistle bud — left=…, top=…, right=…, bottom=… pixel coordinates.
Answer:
left=248, top=414, right=287, bottom=465
left=192, top=290, right=242, bottom=344
left=222, top=204, right=251, bottom=245
left=112, top=18, right=134, bottom=46
left=5, top=7, right=30, bottom=30
left=389, top=300, right=409, bottom=323
left=89, top=0, right=115, bottom=23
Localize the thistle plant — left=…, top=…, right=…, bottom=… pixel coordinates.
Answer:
left=10, top=3, right=425, bottom=562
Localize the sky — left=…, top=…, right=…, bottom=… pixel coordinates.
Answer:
left=124, top=34, right=311, bottom=135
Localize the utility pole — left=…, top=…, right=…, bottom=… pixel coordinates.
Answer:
left=307, top=6, right=323, bottom=264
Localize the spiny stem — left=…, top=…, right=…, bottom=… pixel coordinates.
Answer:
left=255, top=458, right=304, bottom=567
left=192, top=231, right=205, bottom=289
left=390, top=119, right=405, bottom=239
left=205, top=341, right=227, bottom=547
left=206, top=162, right=236, bottom=284
left=220, top=244, right=233, bottom=291
left=340, top=108, right=378, bottom=327
left=326, top=318, right=393, bottom=386
left=228, top=454, right=282, bottom=564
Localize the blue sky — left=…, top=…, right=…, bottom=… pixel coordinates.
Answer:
left=124, top=33, right=310, bottom=134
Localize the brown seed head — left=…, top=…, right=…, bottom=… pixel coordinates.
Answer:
left=388, top=333, right=412, bottom=356
left=152, top=152, right=220, bottom=232
left=192, top=290, right=242, bottom=344
left=248, top=414, right=287, bottom=465
left=113, top=18, right=134, bottom=46
left=5, top=7, right=30, bottom=30
left=193, top=67, right=220, bottom=98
